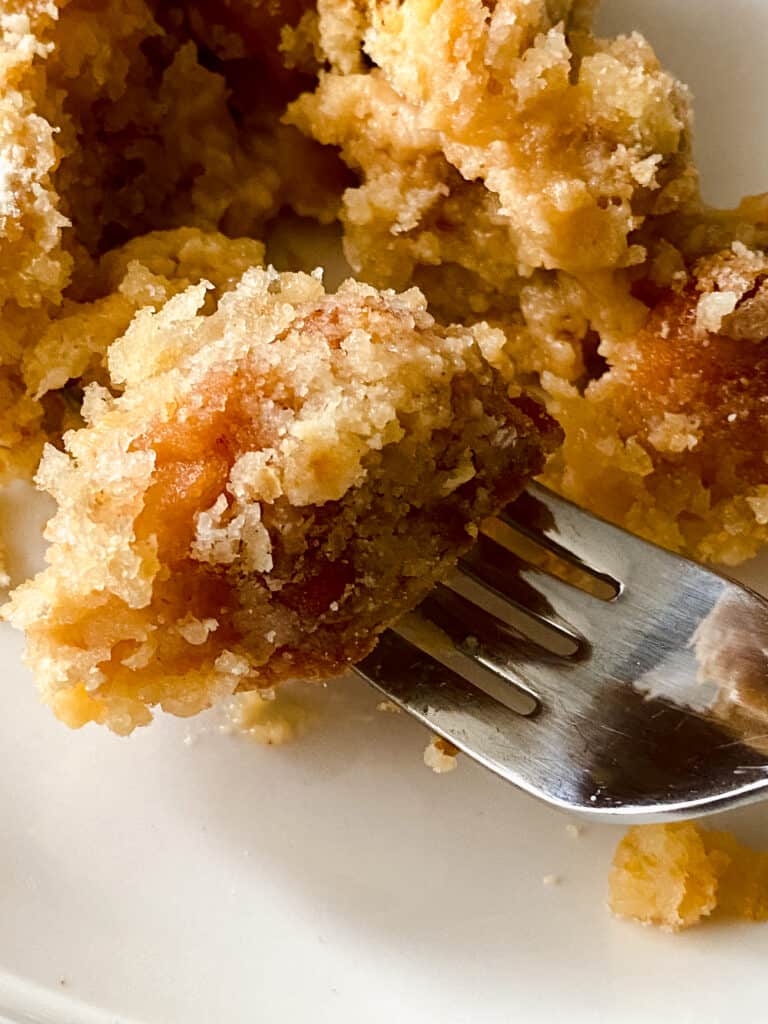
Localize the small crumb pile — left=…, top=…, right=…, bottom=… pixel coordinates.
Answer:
left=222, top=689, right=312, bottom=746
left=609, top=822, right=768, bottom=931
left=424, top=736, right=460, bottom=774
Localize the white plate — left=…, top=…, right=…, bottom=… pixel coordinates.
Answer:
left=2, top=3, right=768, bottom=1021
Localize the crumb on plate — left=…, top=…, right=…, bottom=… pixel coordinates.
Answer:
left=222, top=689, right=312, bottom=745
left=609, top=822, right=768, bottom=931
left=376, top=700, right=402, bottom=714
left=424, top=735, right=460, bottom=774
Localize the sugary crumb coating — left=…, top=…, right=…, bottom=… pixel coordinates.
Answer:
left=0, top=0, right=341, bottom=479
left=6, top=269, right=560, bottom=733
left=3, top=0, right=768, bottom=741
left=540, top=229, right=768, bottom=564
left=24, top=227, right=266, bottom=401
left=288, top=0, right=696, bottom=295
left=290, top=0, right=768, bottom=564
left=610, top=822, right=768, bottom=931
left=3, top=0, right=768, bottom=568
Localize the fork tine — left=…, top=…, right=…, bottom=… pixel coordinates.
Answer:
left=501, top=483, right=634, bottom=584
left=414, top=585, right=596, bottom=703
left=353, top=630, right=567, bottom=786
left=459, top=533, right=606, bottom=641
left=445, top=565, right=579, bottom=658
left=356, top=628, right=768, bottom=820
left=393, top=603, right=540, bottom=715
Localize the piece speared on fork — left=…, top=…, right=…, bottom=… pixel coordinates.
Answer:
left=355, top=484, right=768, bottom=822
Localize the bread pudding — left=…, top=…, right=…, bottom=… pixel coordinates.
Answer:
left=6, top=269, right=559, bottom=732
left=289, top=0, right=768, bottom=563
left=0, top=0, right=767, bottom=740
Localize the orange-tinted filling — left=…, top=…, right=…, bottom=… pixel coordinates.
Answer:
left=134, top=365, right=275, bottom=562
left=611, top=288, right=768, bottom=487
left=129, top=356, right=356, bottom=670
left=130, top=366, right=268, bottom=662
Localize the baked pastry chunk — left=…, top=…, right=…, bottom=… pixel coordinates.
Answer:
left=289, top=1, right=768, bottom=563
left=6, top=269, right=560, bottom=733
left=0, top=0, right=341, bottom=481
left=540, top=230, right=768, bottom=563
left=610, top=822, right=768, bottom=931
left=288, top=0, right=696, bottom=305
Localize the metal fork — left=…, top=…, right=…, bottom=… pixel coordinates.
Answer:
left=353, top=483, right=768, bottom=822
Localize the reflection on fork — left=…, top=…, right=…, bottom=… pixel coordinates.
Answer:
left=355, top=484, right=768, bottom=822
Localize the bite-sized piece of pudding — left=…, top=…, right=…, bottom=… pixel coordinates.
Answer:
left=6, top=269, right=561, bottom=734
left=542, top=239, right=768, bottom=563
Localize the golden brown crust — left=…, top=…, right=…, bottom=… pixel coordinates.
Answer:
left=6, top=269, right=559, bottom=733
left=287, top=0, right=697, bottom=294
left=0, top=0, right=340, bottom=480
left=540, top=239, right=768, bottom=564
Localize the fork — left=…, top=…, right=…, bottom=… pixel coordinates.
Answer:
left=353, top=483, right=768, bottom=822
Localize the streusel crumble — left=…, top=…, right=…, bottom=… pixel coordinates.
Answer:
left=0, top=0, right=767, bottom=743
left=6, top=270, right=559, bottom=732
left=610, top=822, right=768, bottom=931
left=289, top=0, right=768, bottom=563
